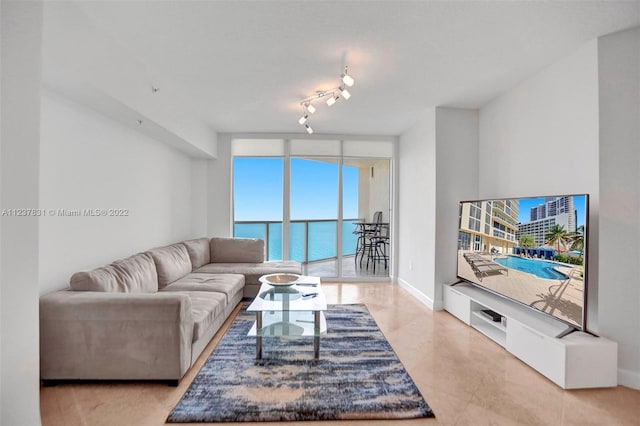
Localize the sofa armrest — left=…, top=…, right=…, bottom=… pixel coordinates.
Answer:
left=40, top=290, right=194, bottom=381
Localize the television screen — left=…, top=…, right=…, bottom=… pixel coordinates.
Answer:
left=456, top=194, right=588, bottom=330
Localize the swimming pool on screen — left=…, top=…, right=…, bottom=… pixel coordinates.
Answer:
left=493, top=255, right=569, bottom=280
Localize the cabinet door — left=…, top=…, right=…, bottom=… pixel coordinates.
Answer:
left=564, top=332, right=618, bottom=388
left=443, top=286, right=471, bottom=325
left=506, top=319, right=565, bottom=387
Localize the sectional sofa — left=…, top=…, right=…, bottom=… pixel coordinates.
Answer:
left=39, top=237, right=301, bottom=384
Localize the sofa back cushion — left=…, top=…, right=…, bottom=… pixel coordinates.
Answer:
left=70, top=252, right=158, bottom=293
left=210, top=238, right=264, bottom=263
left=148, top=243, right=192, bottom=288
left=182, top=238, right=211, bottom=270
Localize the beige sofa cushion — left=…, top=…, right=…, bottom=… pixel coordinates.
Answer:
left=210, top=238, right=264, bottom=263
left=182, top=238, right=211, bottom=270
left=161, top=273, right=244, bottom=303
left=148, top=244, right=192, bottom=288
left=70, top=252, right=158, bottom=293
left=181, top=291, right=227, bottom=341
left=194, top=261, right=302, bottom=285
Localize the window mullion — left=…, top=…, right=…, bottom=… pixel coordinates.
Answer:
left=282, top=140, right=291, bottom=261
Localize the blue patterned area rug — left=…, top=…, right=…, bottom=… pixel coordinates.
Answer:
left=167, top=303, right=434, bottom=422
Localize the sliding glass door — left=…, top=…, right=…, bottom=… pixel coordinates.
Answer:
left=342, top=157, right=391, bottom=277
left=232, top=138, right=393, bottom=279
left=290, top=157, right=339, bottom=276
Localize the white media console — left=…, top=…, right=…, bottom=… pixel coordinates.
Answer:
left=443, top=282, right=618, bottom=389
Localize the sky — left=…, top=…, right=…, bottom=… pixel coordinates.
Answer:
left=233, top=157, right=359, bottom=222
left=516, top=195, right=587, bottom=227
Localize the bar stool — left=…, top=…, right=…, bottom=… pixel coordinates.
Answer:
left=367, top=235, right=389, bottom=272
left=354, top=211, right=383, bottom=269
left=354, top=223, right=367, bottom=266
left=367, top=220, right=389, bottom=273
left=354, top=222, right=377, bottom=268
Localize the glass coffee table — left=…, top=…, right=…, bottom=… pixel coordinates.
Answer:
left=247, top=275, right=327, bottom=359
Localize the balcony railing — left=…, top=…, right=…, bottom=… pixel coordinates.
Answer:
left=234, top=218, right=361, bottom=263
left=492, top=228, right=516, bottom=242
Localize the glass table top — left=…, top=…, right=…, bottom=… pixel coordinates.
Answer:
left=247, top=275, right=327, bottom=312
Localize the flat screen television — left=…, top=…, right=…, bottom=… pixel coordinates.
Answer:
left=456, top=194, right=589, bottom=331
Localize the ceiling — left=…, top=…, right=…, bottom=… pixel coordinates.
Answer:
left=43, top=1, right=640, bottom=136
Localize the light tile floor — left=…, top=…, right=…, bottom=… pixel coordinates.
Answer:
left=40, top=282, right=640, bottom=425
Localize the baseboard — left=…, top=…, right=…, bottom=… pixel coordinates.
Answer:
left=433, top=299, right=444, bottom=310
left=618, top=367, right=640, bottom=390
left=396, top=278, right=442, bottom=310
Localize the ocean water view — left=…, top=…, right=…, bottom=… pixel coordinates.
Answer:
left=234, top=221, right=359, bottom=262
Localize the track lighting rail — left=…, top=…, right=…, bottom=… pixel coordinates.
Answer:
left=296, top=66, right=355, bottom=134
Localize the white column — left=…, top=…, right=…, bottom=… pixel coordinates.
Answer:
left=1, top=1, right=43, bottom=424
left=597, top=27, right=640, bottom=389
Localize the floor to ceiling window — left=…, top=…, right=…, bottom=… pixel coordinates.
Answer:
left=233, top=157, right=284, bottom=260
left=342, top=157, right=391, bottom=277
left=232, top=138, right=393, bottom=279
left=290, top=156, right=339, bottom=274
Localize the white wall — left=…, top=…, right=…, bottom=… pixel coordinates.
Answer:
left=478, top=35, right=640, bottom=388
left=397, top=109, right=437, bottom=306
left=39, top=90, right=195, bottom=294
left=358, top=166, right=370, bottom=221
left=397, top=108, right=479, bottom=309
left=191, top=159, right=209, bottom=236
left=597, top=27, right=640, bottom=388
left=1, top=0, right=3, bottom=418
left=369, top=160, right=390, bottom=222
left=434, top=107, right=479, bottom=306
left=479, top=39, right=600, bottom=328
left=478, top=41, right=600, bottom=200
left=1, top=1, right=43, bottom=424
left=207, top=133, right=233, bottom=237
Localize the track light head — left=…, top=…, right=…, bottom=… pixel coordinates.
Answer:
left=305, top=103, right=316, bottom=114
left=326, top=94, right=339, bottom=106
left=340, top=87, right=351, bottom=100
left=305, top=124, right=314, bottom=134
left=298, top=114, right=309, bottom=125
left=341, top=69, right=355, bottom=87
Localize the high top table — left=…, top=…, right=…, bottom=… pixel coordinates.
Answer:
left=247, top=275, right=327, bottom=359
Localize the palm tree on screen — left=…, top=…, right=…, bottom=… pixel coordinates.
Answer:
left=567, top=225, right=585, bottom=259
left=519, top=234, right=536, bottom=250
left=545, top=225, right=569, bottom=252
